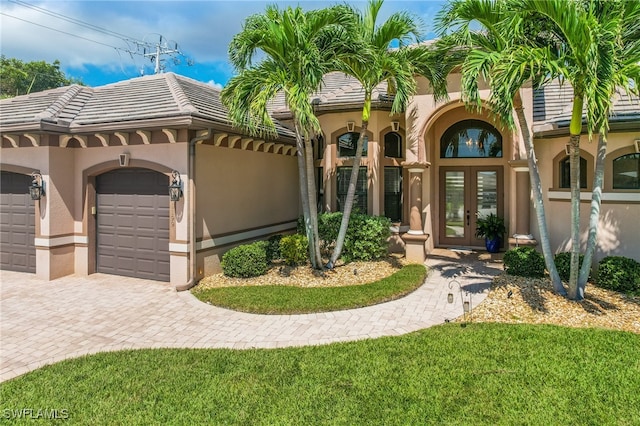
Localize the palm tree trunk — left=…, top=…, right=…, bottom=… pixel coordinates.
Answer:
left=328, top=120, right=369, bottom=269
left=579, top=131, right=606, bottom=290
left=567, top=96, right=584, bottom=300
left=304, top=131, right=324, bottom=268
left=515, top=101, right=566, bottom=295
left=294, top=120, right=319, bottom=269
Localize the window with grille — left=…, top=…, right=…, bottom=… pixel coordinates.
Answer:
left=384, top=167, right=402, bottom=222
left=337, top=167, right=368, bottom=214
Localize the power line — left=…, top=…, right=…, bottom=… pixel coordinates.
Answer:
left=9, top=0, right=145, bottom=45
left=1, top=3, right=194, bottom=75
left=0, top=12, right=130, bottom=52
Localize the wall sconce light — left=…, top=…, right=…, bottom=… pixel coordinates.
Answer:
left=29, top=172, right=45, bottom=200
left=169, top=170, right=183, bottom=202
left=564, top=144, right=571, bottom=156
left=634, top=139, right=640, bottom=153
left=391, top=121, right=400, bottom=132
left=347, top=121, right=355, bottom=132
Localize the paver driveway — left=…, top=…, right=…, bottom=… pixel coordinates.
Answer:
left=0, top=249, right=502, bottom=382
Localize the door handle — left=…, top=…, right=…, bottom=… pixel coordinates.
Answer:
left=466, top=210, right=470, bottom=226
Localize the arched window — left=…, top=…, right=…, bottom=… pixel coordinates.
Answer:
left=613, top=153, right=640, bottom=189
left=440, top=120, right=502, bottom=158
left=384, top=132, right=402, bottom=158
left=337, top=132, right=367, bottom=158
left=559, top=156, right=588, bottom=189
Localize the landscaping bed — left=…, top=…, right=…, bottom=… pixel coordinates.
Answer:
left=197, top=256, right=406, bottom=289
left=192, top=258, right=426, bottom=314
left=470, top=274, right=640, bottom=334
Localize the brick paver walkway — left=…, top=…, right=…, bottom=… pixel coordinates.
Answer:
left=0, top=249, right=502, bottom=382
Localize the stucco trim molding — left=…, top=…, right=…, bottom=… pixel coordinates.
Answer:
left=34, top=234, right=88, bottom=248
left=169, top=243, right=189, bottom=253
left=197, top=221, right=297, bottom=251
left=548, top=191, right=640, bottom=203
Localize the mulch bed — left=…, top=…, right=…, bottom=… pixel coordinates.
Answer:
left=196, top=256, right=406, bottom=289
left=470, top=274, right=640, bottom=334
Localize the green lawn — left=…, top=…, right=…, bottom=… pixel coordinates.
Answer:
left=2, top=324, right=638, bottom=425
left=192, top=264, right=427, bottom=314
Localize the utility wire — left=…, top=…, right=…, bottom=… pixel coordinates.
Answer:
left=8, top=0, right=145, bottom=45
left=2, top=1, right=193, bottom=74
left=0, top=12, right=132, bottom=52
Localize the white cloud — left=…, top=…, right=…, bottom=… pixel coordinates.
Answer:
left=207, top=80, right=223, bottom=90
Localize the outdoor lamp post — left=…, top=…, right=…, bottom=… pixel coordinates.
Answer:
left=447, top=280, right=472, bottom=323
left=29, top=172, right=45, bottom=200
left=169, top=170, right=183, bottom=202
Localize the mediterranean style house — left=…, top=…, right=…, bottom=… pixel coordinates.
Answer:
left=1, top=70, right=638, bottom=287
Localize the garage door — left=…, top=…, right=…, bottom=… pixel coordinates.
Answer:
left=0, top=171, right=36, bottom=273
left=96, top=168, right=170, bottom=281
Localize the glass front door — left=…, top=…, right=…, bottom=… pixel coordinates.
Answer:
left=439, top=167, right=503, bottom=247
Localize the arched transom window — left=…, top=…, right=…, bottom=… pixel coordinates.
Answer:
left=613, top=153, right=640, bottom=189
left=384, top=132, right=402, bottom=158
left=338, top=132, right=367, bottom=158
left=440, top=120, right=503, bottom=158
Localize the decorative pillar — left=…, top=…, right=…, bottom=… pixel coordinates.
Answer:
left=401, top=163, right=430, bottom=263
left=508, top=160, right=537, bottom=247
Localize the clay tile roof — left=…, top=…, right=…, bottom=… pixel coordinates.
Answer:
left=268, top=71, right=390, bottom=115
left=0, top=85, right=87, bottom=126
left=533, top=79, right=640, bottom=128
left=0, top=73, right=295, bottom=139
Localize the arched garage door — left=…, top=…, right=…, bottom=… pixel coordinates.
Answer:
left=0, top=171, right=36, bottom=273
left=96, top=168, right=170, bottom=282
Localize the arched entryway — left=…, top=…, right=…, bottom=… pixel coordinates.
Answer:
left=423, top=107, right=511, bottom=249
left=95, top=168, right=170, bottom=281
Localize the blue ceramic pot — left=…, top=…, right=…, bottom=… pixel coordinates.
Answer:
left=485, top=237, right=501, bottom=253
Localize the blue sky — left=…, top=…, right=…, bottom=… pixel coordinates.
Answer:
left=0, top=0, right=447, bottom=88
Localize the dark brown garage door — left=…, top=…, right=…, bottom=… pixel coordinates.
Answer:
left=0, top=171, right=36, bottom=273
left=96, top=168, right=170, bottom=282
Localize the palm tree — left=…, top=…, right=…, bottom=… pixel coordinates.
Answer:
left=577, top=0, right=640, bottom=290
left=221, top=5, right=355, bottom=269
left=495, top=0, right=640, bottom=300
left=327, top=0, right=439, bottom=268
left=433, top=0, right=567, bottom=295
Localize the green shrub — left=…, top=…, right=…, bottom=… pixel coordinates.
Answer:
left=266, top=234, right=283, bottom=262
left=221, top=242, right=268, bottom=278
left=554, top=252, right=591, bottom=282
left=503, top=246, right=545, bottom=278
left=318, top=212, right=342, bottom=251
left=596, top=256, right=640, bottom=293
left=280, top=234, right=309, bottom=266
left=298, top=212, right=391, bottom=263
left=342, top=214, right=391, bottom=262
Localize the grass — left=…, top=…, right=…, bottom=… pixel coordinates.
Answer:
left=192, top=264, right=427, bottom=314
left=1, top=324, right=639, bottom=425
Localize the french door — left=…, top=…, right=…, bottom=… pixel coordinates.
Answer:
left=439, top=166, right=503, bottom=247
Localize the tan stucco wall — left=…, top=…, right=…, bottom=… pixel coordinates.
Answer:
left=533, top=131, right=640, bottom=262
left=1, top=141, right=189, bottom=283
left=195, top=145, right=300, bottom=276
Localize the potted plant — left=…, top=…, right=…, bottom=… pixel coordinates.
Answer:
left=475, top=213, right=506, bottom=253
